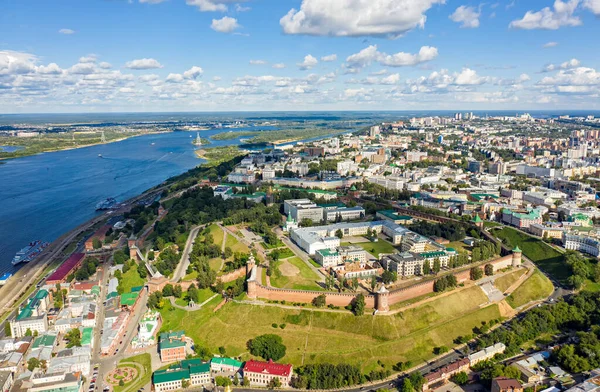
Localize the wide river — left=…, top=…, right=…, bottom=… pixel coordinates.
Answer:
left=0, top=128, right=257, bottom=274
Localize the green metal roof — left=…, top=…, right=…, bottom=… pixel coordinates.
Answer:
left=513, top=245, right=522, bottom=253
left=35, top=289, right=49, bottom=300
left=189, top=363, right=211, bottom=375
left=211, top=357, right=243, bottom=368
left=472, top=215, right=483, bottom=223
left=16, top=307, right=33, bottom=321
left=160, top=331, right=185, bottom=341
left=178, top=359, right=202, bottom=368
left=316, top=249, right=339, bottom=257
left=153, top=369, right=190, bottom=384
left=106, top=292, right=118, bottom=300
left=81, top=327, right=93, bottom=346
left=120, top=292, right=139, bottom=307
left=378, top=210, right=412, bottom=221
left=130, top=286, right=143, bottom=292
left=160, top=339, right=186, bottom=350
left=32, top=334, right=57, bottom=348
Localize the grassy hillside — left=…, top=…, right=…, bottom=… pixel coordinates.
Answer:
left=159, top=286, right=500, bottom=372
left=492, top=227, right=569, bottom=284
left=507, top=270, right=554, bottom=309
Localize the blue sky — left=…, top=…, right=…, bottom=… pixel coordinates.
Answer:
left=1, top=0, right=599, bottom=113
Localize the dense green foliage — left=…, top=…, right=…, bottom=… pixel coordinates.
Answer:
left=474, top=361, right=522, bottom=387
left=292, top=363, right=365, bottom=389
left=433, top=275, right=458, bottom=292
left=65, top=328, right=82, bottom=348
left=247, top=334, right=287, bottom=361
left=351, top=293, right=366, bottom=316
left=75, top=257, right=99, bottom=281
left=477, top=291, right=600, bottom=363
left=553, top=330, right=600, bottom=373
left=409, top=221, right=466, bottom=242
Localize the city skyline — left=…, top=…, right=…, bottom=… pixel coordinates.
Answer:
left=1, top=0, right=600, bottom=113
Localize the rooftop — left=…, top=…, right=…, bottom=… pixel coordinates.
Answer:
left=243, top=359, right=292, bottom=377
left=47, top=253, right=85, bottom=283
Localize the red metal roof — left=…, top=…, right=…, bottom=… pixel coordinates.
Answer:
left=47, top=253, right=85, bottom=283
left=243, top=359, right=292, bottom=377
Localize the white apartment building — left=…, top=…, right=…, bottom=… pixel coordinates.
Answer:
left=262, top=168, right=276, bottom=180
left=563, top=233, right=600, bottom=257
left=323, top=206, right=365, bottom=222
left=381, top=252, right=425, bottom=277
left=337, top=160, right=359, bottom=176
left=283, top=199, right=324, bottom=223
left=368, top=176, right=406, bottom=191
left=314, top=249, right=342, bottom=268
left=468, top=343, right=506, bottom=365
left=10, top=315, right=47, bottom=338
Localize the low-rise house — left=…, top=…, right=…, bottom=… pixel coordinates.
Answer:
left=513, top=351, right=549, bottom=384
left=331, top=261, right=381, bottom=279
left=210, top=357, right=243, bottom=374
left=153, top=359, right=211, bottom=392
left=491, top=378, right=523, bottom=392
left=422, top=358, right=470, bottom=391
left=159, top=331, right=187, bottom=363
left=468, top=343, right=506, bottom=365
left=27, top=371, right=83, bottom=392
left=243, top=359, right=293, bottom=388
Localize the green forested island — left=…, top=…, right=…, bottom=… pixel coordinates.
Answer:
left=211, top=128, right=344, bottom=144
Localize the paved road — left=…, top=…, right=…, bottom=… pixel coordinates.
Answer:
left=172, top=225, right=201, bottom=282
left=93, top=287, right=150, bottom=392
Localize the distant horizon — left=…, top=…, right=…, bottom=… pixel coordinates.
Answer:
left=2, top=109, right=600, bottom=116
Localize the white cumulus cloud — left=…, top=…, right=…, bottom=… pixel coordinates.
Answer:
left=584, top=0, right=600, bottom=14
left=345, top=45, right=438, bottom=72
left=211, top=16, right=240, bottom=33
left=186, top=0, right=239, bottom=12
left=125, top=58, right=163, bottom=70
left=298, top=54, right=318, bottom=70
left=321, top=54, right=337, bottom=62
left=280, top=0, right=445, bottom=39
left=183, top=66, right=204, bottom=79
left=509, top=0, right=582, bottom=30
left=59, top=28, right=75, bottom=35
left=449, top=6, right=481, bottom=28
left=272, top=63, right=286, bottom=69
left=249, top=60, right=267, bottom=65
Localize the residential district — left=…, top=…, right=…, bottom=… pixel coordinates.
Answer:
left=2, top=112, right=600, bottom=392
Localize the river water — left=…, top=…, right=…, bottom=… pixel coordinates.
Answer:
left=0, top=128, right=258, bottom=274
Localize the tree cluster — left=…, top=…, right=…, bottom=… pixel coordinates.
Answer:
left=477, top=291, right=600, bottom=361
left=471, top=240, right=500, bottom=263
left=75, top=257, right=99, bottom=281
left=409, top=221, right=466, bottom=242
left=433, top=275, right=458, bottom=292
left=247, top=334, right=287, bottom=361
left=291, top=363, right=365, bottom=390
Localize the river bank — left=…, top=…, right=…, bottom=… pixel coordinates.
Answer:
left=0, top=130, right=171, bottom=160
